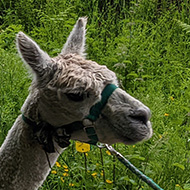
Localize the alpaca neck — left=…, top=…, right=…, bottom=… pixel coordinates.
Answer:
left=21, top=89, right=40, bottom=122
left=0, top=90, right=63, bottom=190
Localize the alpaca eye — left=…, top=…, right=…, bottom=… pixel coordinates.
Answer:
left=66, top=93, right=84, bottom=102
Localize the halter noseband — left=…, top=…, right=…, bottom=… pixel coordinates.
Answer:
left=22, top=84, right=118, bottom=152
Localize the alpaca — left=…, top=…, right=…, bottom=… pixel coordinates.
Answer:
left=0, top=17, right=152, bottom=190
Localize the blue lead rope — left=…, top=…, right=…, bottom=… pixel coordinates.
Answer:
left=105, top=144, right=164, bottom=190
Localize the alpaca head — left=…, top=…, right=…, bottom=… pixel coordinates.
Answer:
left=16, top=17, right=152, bottom=145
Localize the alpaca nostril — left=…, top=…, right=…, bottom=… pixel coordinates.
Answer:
left=130, top=107, right=151, bottom=124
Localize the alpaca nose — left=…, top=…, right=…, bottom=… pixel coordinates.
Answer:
left=131, top=107, right=151, bottom=124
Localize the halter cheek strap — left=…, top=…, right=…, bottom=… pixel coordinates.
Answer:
left=84, top=84, right=118, bottom=145
left=86, top=84, right=118, bottom=121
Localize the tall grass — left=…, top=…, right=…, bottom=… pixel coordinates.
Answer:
left=0, top=0, right=190, bottom=189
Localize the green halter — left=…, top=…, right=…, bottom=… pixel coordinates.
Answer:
left=84, top=84, right=118, bottom=145
left=87, top=84, right=118, bottom=121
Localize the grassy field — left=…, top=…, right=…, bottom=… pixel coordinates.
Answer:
left=0, top=0, right=190, bottom=189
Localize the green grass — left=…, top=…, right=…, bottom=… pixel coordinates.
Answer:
left=0, top=49, right=30, bottom=144
left=0, top=0, right=190, bottom=189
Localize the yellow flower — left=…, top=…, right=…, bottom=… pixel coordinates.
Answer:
left=63, top=165, right=68, bottom=169
left=164, top=113, right=169, bottom=117
left=170, top=96, right=174, bottom=101
left=106, top=150, right=111, bottom=155
left=69, top=183, right=75, bottom=187
left=51, top=170, right=57, bottom=174
left=101, top=170, right=104, bottom=176
left=63, top=172, right=69, bottom=177
left=159, top=134, right=162, bottom=139
left=60, top=177, right=64, bottom=183
left=96, top=163, right=99, bottom=166
left=106, top=179, right=113, bottom=184
left=55, top=162, right=61, bottom=167
left=91, top=172, right=97, bottom=177
left=175, top=184, right=180, bottom=187
left=64, top=168, right=69, bottom=172
left=133, top=145, right=135, bottom=148
left=75, top=141, right=90, bottom=152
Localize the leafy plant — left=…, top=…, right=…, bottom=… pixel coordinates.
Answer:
left=0, top=24, right=23, bottom=50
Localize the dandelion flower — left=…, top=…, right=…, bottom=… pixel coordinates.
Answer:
left=69, top=183, right=75, bottom=187
left=63, top=165, right=68, bottom=169
left=55, top=162, right=61, bottom=167
left=170, top=96, right=174, bottom=101
left=133, top=145, right=135, bottom=148
left=164, top=113, right=169, bottom=117
left=60, top=177, right=64, bottom=183
left=91, top=172, right=97, bottom=177
left=106, top=179, right=113, bottom=184
left=51, top=170, right=57, bottom=174
left=106, top=150, right=111, bottom=155
left=175, top=184, right=180, bottom=187
left=64, top=168, right=69, bottom=172
left=63, top=172, right=69, bottom=177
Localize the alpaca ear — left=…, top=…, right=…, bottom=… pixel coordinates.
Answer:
left=61, top=17, right=87, bottom=58
left=16, top=32, right=51, bottom=77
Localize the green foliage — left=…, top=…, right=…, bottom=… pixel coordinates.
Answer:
left=0, top=49, right=30, bottom=144
left=177, top=20, right=190, bottom=34
left=0, top=24, right=23, bottom=50
left=0, top=0, right=190, bottom=189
